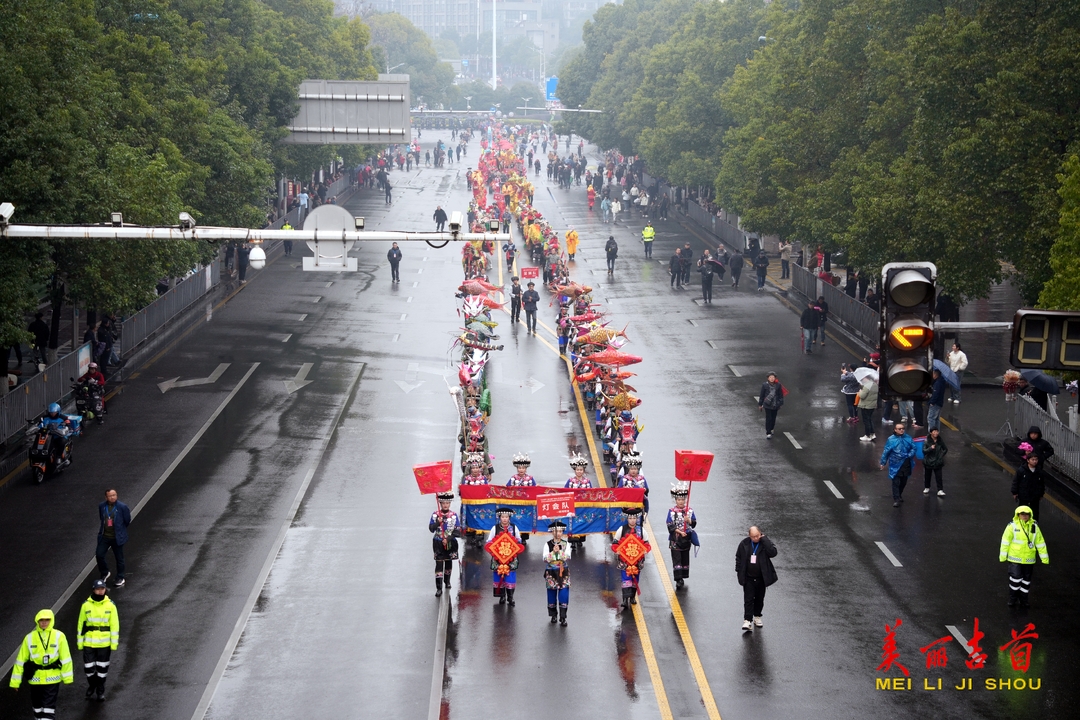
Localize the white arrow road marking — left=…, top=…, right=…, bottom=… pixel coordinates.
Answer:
left=395, top=380, right=425, bottom=394
left=524, top=377, right=545, bottom=394
left=158, top=364, right=231, bottom=393
left=284, top=363, right=314, bottom=394
left=875, top=541, right=903, bottom=567
left=823, top=481, right=844, bottom=499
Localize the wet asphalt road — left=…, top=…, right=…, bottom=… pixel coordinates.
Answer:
left=2, top=130, right=1079, bottom=720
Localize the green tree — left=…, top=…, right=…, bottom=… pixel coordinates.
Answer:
left=366, top=13, right=455, bottom=106
left=1038, top=154, right=1080, bottom=311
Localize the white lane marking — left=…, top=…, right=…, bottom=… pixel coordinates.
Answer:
left=206, top=302, right=213, bottom=322
left=395, top=380, right=424, bottom=394
left=192, top=362, right=365, bottom=720
left=418, top=267, right=424, bottom=275
left=280, top=334, right=292, bottom=343
left=158, top=363, right=231, bottom=393
left=875, top=541, right=903, bottom=567
left=945, top=625, right=974, bottom=655
left=0, top=363, right=262, bottom=682
left=427, top=590, right=451, bottom=720
left=688, top=319, right=698, bottom=327
left=325, top=281, right=334, bottom=288
left=784, top=432, right=802, bottom=449
left=423, top=257, right=429, bottom=261
left=284, top=363, right=314, bottom=394
left=728, top=364, right=742, bottom=377
left=312, top=296, right=322, bottom=303
left=297, top=314, right=307, bottom=321
left=407, top=297, right=414, bottom=303
left=706, top=340, right=718, bottom=349
left=392, top=334, right=400, bottom=342
left=823, top=481, right=844, bottom=499
left=400, top=313, right=408, bottom=321
left=412, top=281, right=419, bottom=288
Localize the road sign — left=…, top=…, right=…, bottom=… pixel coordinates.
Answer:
left=1009, top=309, right=1080, bottom=370
left=546, top=76, right=559, bottom=103
left=537, top=492, right=575, bottom=519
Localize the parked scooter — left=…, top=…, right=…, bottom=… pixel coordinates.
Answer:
left=27, top=405, right=82, bottom=484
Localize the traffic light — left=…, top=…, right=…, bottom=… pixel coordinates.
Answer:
left=880, top=262, right=937, bottom=398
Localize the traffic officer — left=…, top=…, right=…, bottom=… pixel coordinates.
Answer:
left=10, top=609, right=74, bottom=720
left=641, top=221, right=655, bottom=258
left=77, top=579, right=119, bottom=700
left=281, top=221, right=294, bottom=256
left=999, top=505, right=1049, bottom=609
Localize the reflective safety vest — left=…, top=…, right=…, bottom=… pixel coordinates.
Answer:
left=642, top=226, right=655, bottom=242
left=999, top=511, right=1049, bottom=565
left=77, top=596, right=120, bottom=650
left=10, top=623, right=73, bottom=688
left=281, top=222, right=293, bottom=231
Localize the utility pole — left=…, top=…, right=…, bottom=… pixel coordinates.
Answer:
left=492, top=0, right=497, bottom=90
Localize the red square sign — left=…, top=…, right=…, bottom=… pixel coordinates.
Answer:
left=520, top=266, right=540, bottom=279
left=537, top=492, right=576, bottom=519
left=675, top=450, right=714, bottom=481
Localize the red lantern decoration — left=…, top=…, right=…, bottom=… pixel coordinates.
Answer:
left=485, top=531, right=525, bottom=569
left=613, top=532, right=650, bottom=567
left=413, top=461, right=453, bottom=494
left=674, top=450, right=714, bottom=482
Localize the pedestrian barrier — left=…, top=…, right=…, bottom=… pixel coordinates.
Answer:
left=1010, top=395, right=1080, bottom=481
left=790, top=264, right=879, bottom=348
left=685, top=201, right=746, bottom=251
left=118, top=262, right=221, bottom=358
left=1, top=343, right=92, bottom=445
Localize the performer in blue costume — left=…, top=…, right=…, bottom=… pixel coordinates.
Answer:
left=666, top=482, right=698, bottom=589
left=612, top=507, right=650, bottom=609
left=616, top=453, right=649, bottom=515
left=507, top=453, right=536, bottom=544
left=544, top=520, right=572, bottom=626
left=488, top=508, right=521, bottom=606
left=429, top=491, right=461, bottom=597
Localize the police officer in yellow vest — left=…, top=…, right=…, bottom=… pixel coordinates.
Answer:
left=10, top=609, right=74, bottom=720
left=281, top=221, right=294, bottom=256
left=999, top=505, right=1049, bottom=609
left=641, top=222, right=655, bottom=259
left=77, top=579, right=119, bottom=700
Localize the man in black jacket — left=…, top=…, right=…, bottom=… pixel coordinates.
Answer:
left=681, top=243, right=694, bottom=284
left=1025, top=427, right=1054, bottom=473
left=433, top=206, right=448, bottom=232
left=1012, top=453, right=1046, bottom=521
left=670, top=249, right=683, bottom=288
left=800, top=302, right=820, bottom=354
left=735, top=526, right=777, bottom=632
left=387, top=243, right=402, bottom=283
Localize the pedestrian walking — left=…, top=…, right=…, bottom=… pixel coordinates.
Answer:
left=433, top=205, right=448, bottom=232
left=758, top=372, right=785, bottom=439
left=999, top=506, right=1048, bottom=608
left=523, top=281, right=540, bottom=334
left=816, top=295, right=829, bottom=345
left=1012, top=452, right=1046, bottom=521
left=922, top=427, right=948, bottom=496
left=601, top=196, right=612, bottom=224
left=565, top=227, right=579, bottom=260
left=754, top=250, right=770, bottom=290
left=384, top=179, right=392, bottom=204
left=237, top=244, right=250, bottom=284
left=297, top=188, right=309, bottom=223
left=857, top=380, right=879, bottom=441
left=504, top=241, right=516, bottom=271
left=779, top=242, right=791, bottom=279
left=666, top=483, right=697, bottom=589
left=76, top=580, right=119, bottom=700
left=605, top=236, right=618, bottom=274
left=509, top=276, right=522, bottom=323
left=610, top=197, right=622, bottom=223
left=799, top=302, right=819, bottom=354
left=880, top=423, right=916, bottom=507
left=611, top=507, right=650, bottom=609
left=487, top=509, right=521, bottom=606
left=429, top=492, right=461, bottom=597
left=681, top=243, right=694, bottom=284
left=96, top=489, right=131, bottom=587
left=544, top=521, right=572, bottom=626
left=641, top=221, right=655, bottom=257
left=9, top=609, right=74, bottom=719
left=697, top=250, right=714, bottom=304
left=1023, top=426, right=1055, bottom=474
left=669, top=248, right=683, bottom=288
left=730, top=249, right=743, bottom=287
left=281, top=221, right=294, bottom=256
left=840, top=364, right=860, bottom=423
left=897, top=399, right=917, bottom=428
left=387, top=242, right=402, bottom=283
left=735, top=526, right=777, bottom=632
left=947, top=342, right=968, bottom=404
left=926, top=368, right=946, bottom=430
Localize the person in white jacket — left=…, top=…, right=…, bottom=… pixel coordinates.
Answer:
left=947, top=341, right=969, bottom=404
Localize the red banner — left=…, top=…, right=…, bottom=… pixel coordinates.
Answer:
left=413, top=460, right=453, bottom=494
left=520, top=266, right=540, bottom=279
left=537, top=492, right=576, bottom=519
left=459, top=485, right=645, bottom=505
left=674, top=450, right=714, bottom=482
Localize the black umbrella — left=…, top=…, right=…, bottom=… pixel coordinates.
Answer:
left=1020, top=369, right=1060, bottom=395
left=707, top=258, right=727, bottom=272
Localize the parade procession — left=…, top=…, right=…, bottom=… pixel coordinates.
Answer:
left=415, top=123, right=714, bottom=628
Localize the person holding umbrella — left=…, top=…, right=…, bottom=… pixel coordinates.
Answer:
left=1020, top=369, right=1059, bottom=412
left=544, top=521, right=572, bottom=625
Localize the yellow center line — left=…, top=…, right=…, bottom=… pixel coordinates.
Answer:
left=940, top=418, right=959, bottom=432
left=970, top=443, right=1080, bottom=525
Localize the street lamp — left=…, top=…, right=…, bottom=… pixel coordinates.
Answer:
left=521, top=97, right=532, bottom=117
left=387, top=62, right=405, bottom=74
left=464, top=96, right=472, bottom=111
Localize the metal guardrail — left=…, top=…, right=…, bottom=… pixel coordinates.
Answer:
left=790, top=263, right=879, bottom=347
left=1011, top=395, right=1080, bottom=481
left=1, top=343, right=91, bottom=445
left=118, top=262, right=220, bottom=357
left=685, top=201, right=747, bottom=250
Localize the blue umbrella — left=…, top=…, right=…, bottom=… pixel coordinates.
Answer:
left=932, top=359, right=961, bottom=391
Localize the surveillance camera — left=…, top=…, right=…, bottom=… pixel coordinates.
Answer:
left=354, top=216, right=365, bottom=231
left=0, top=202, right=14, bottom=225
left=179, top=211, right=196, bottom=230
left=249, top=245, right=267, bottom=270
left=110, top=212, right=123, bottom=227
left=449, top=211, right=463, bottom=232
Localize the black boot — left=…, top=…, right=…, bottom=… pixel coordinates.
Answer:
left=629, top=587, right=637, bottom=605
left=443, top=566, right=452, bottom=589
left=549, top=605, right=558, bottom=624
left=86, top=684, right=96, bottom=700
left=96, top=680, right=106, bottom=701
left=506, top=589, right=516, bottom=607
left=559, top=606, right=568, bottom=626
left=435, top=576, right=443, bottom=597
left=621, top=587, right=630, bottom=609
left=498, top=587, right=506, bottom=605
